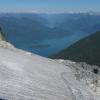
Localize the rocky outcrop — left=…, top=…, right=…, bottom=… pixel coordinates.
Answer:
left=0, top=27, right=32, bottom=56
left=0, top=27, right=15, bottom=49
left=0, top=27, right=7, bottom=41
left=56, top=59, right=100, bottom=95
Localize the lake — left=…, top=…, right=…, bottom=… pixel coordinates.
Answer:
left=9, top=32, right=87, bottom=57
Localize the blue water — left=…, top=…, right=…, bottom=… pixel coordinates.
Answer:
left=10, top=31, right=88, bottom=57
left=30, top=32, right=86, bottom=56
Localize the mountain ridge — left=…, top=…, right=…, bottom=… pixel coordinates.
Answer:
left=51, top=31, right=100, bottom=66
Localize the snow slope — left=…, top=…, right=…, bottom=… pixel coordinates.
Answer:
left=0, top=44, right=99, bottom=100
left=0, top=28, right=99, bottom=100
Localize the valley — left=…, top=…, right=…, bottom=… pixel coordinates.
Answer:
left=0, top=13, right=100, bottom=56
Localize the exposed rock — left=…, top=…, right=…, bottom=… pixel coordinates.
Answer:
left=56, top=59, right=100, bottom=95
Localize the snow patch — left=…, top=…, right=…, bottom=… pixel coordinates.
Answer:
left=2, top=61, right=24, bottom=73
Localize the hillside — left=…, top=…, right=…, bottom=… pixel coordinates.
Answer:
left=51, top=31, right=100, bottom=66
left=0, top=38, right=99, bottom=100
left=0, top=26, right=99, bottom=99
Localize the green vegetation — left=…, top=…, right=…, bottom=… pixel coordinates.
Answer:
left=51, top=31, right=100, bottom=66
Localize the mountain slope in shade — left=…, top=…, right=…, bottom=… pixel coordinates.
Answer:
left=51, top=31, right=100, bottom=66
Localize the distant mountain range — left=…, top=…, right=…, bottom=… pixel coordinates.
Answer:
left=51, top=31, right=100, bottom=66
left=1, top=13, right=100, bottom=38
left=0, top=13, right=100, bottom=56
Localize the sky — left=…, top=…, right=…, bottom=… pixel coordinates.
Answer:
left=0, top=0, right=100, bottom=13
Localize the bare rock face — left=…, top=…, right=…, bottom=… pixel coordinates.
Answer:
left=0, top=27, right=7, bottom=41
left=0, top=27, right=33, bottom=54
left=0, top=27, right=14, bottom=49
